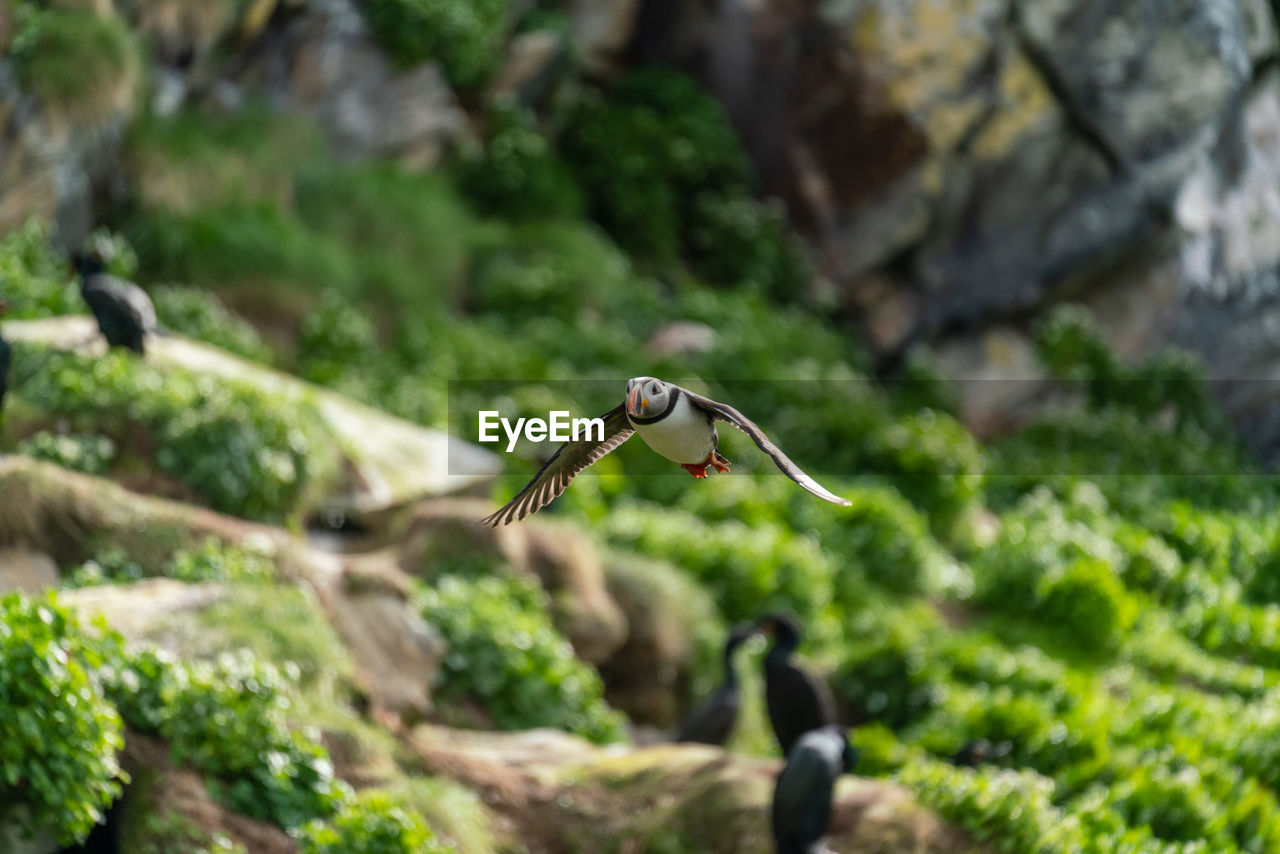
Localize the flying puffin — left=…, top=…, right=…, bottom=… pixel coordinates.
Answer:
left=71, top=250, right=157, bottom=355
left=481, top=377, right=851, bottom=526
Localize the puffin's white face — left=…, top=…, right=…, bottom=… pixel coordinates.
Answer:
left=626, top=376, right=670, bottom=418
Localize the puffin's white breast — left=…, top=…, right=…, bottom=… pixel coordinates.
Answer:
left=631, top=393, right=716, bottom=464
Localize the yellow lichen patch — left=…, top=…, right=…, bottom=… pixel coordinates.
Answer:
left=850, top=0, right=999, bottom=151
left=971, top=49, right=1055, bottom=160
left=237, top=0, right=278, bottom=40
left=567, top=743, right=725, bottom=786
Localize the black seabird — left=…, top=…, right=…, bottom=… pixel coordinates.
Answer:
left=482, top=376, right=850, bottom=525
left=71, top=250, right=157, bottom=355
left=758, top=613, right=838, bottom=758
left=674, top=623, right=758, bottom=746
left=771, top=725, right=857, bottom=854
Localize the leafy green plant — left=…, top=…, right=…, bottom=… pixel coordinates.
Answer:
left=129, top=810, right=247, bottom=854
left=67, top=545, right=146, bottom=588
left=686, top=194, right=810, bottom=299
left=0, top=591, right=124, bottom=845
left=453, top=99, right=583, bottom=221
left=10, top=4, right=137, bottom=115
left=359, top=0, right=508, bottom=89
left=563, top=68, right=752, bottom=266
left=598, top=502, right=835, bottom=632
left=833, top=614, right=946, bottom=728
left=0, top=217, right=83, bottom=319
left=1035, top=304, right=1215, bottom=429
left=973, top=488, right=1135, bottom=653
left=416, top=574, right=626, bottom=743
left=297, top=290, right=381, bottom=387
left=16, top=431, right=117, bottom=475
left=166, top=538, right=275, bottom=584
left=12, top=344, right=336, bottom=520
left=152, top=285, right=275, bottom=363
left=104, top=648, right=348, bottom=829
left=830, top=484, right=954, bottom=597
left=298, top=790, right=447, bottom=854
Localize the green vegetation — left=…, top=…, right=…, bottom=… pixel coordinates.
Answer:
left=10, top=4, right=137, bottom=116
left=0, top=592, right=124, bottom=845
left=153, top=286, right=275, bottom=364
left=454, top=99, right=583, bottom=221
left=68, top=538, right=275, bottom=589
left=562, top=68, right=809, bottom=297
left=16, top=430, right=117, bottom=475
left=299, top=789, right=448, bottom=854
left=105, top=647, right=348, bottom=829
left=126, top=810, right=247, bottom=854
left=0, top=218, right=84, bottom=319
left=417, top=573, right=627, bottom=744
left=9, top=343, right=338, bottom=520
left=359, top=0, right=508, bottom=89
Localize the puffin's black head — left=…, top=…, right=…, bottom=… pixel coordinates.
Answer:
left=755, top=612, right=802, bottom=648
left=70, top=249, right=107, bottom=278
left=626, top=376, right=672, bottom=419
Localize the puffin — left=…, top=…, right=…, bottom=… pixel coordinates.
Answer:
left=771, top=725, right=858, bottom=854
left=757, top=613, right=838, bottom=757
left=71, top=250, right=157, bottom=355
left=0, top=297, right=9, bottom=415
left=674, top=623, right=759, bottom=746
left=482, top=376, right=851, bottom=526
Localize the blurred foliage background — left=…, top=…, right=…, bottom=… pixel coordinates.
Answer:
left=5, top=1, right=1280, bottom=853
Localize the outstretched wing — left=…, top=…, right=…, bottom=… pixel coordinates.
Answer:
left=680, top=388, right=851, bottom=506
left=481, top=403, right=634, bottom=526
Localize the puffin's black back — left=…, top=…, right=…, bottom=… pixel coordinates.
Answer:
left=761, top=615, right=837, bottom=756
left=771, top=725, right=851, bottom=854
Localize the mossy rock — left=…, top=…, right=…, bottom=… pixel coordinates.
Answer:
left=11, top=5, right=141, bottom=122
left=408, top=726, right=980, bottom=854
left=4, top=316, right=499, bottom=521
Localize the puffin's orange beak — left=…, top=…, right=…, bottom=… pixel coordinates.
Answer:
left=626, top=385, right=640, bottom=417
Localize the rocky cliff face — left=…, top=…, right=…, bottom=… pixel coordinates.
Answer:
left=618, top=0, right=1280, bottom=456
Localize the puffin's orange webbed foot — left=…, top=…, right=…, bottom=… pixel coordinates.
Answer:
left=710, top=452, right=732, bottom=474
left=681, top=462, right=709, bottom=478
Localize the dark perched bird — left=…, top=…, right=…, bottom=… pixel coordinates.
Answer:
left=771, top=725, right=857, bottom=854
left=951, top=738, right=1013, bottom=767
left=674, top=623, right=759, bottom=746
left=482, top=376, right=851, bottom=525
left=758, top=613, right=838, bottom=757
left=0, top=297, right=10, bottom=415
left=71, top=250, right=157, bottom=355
